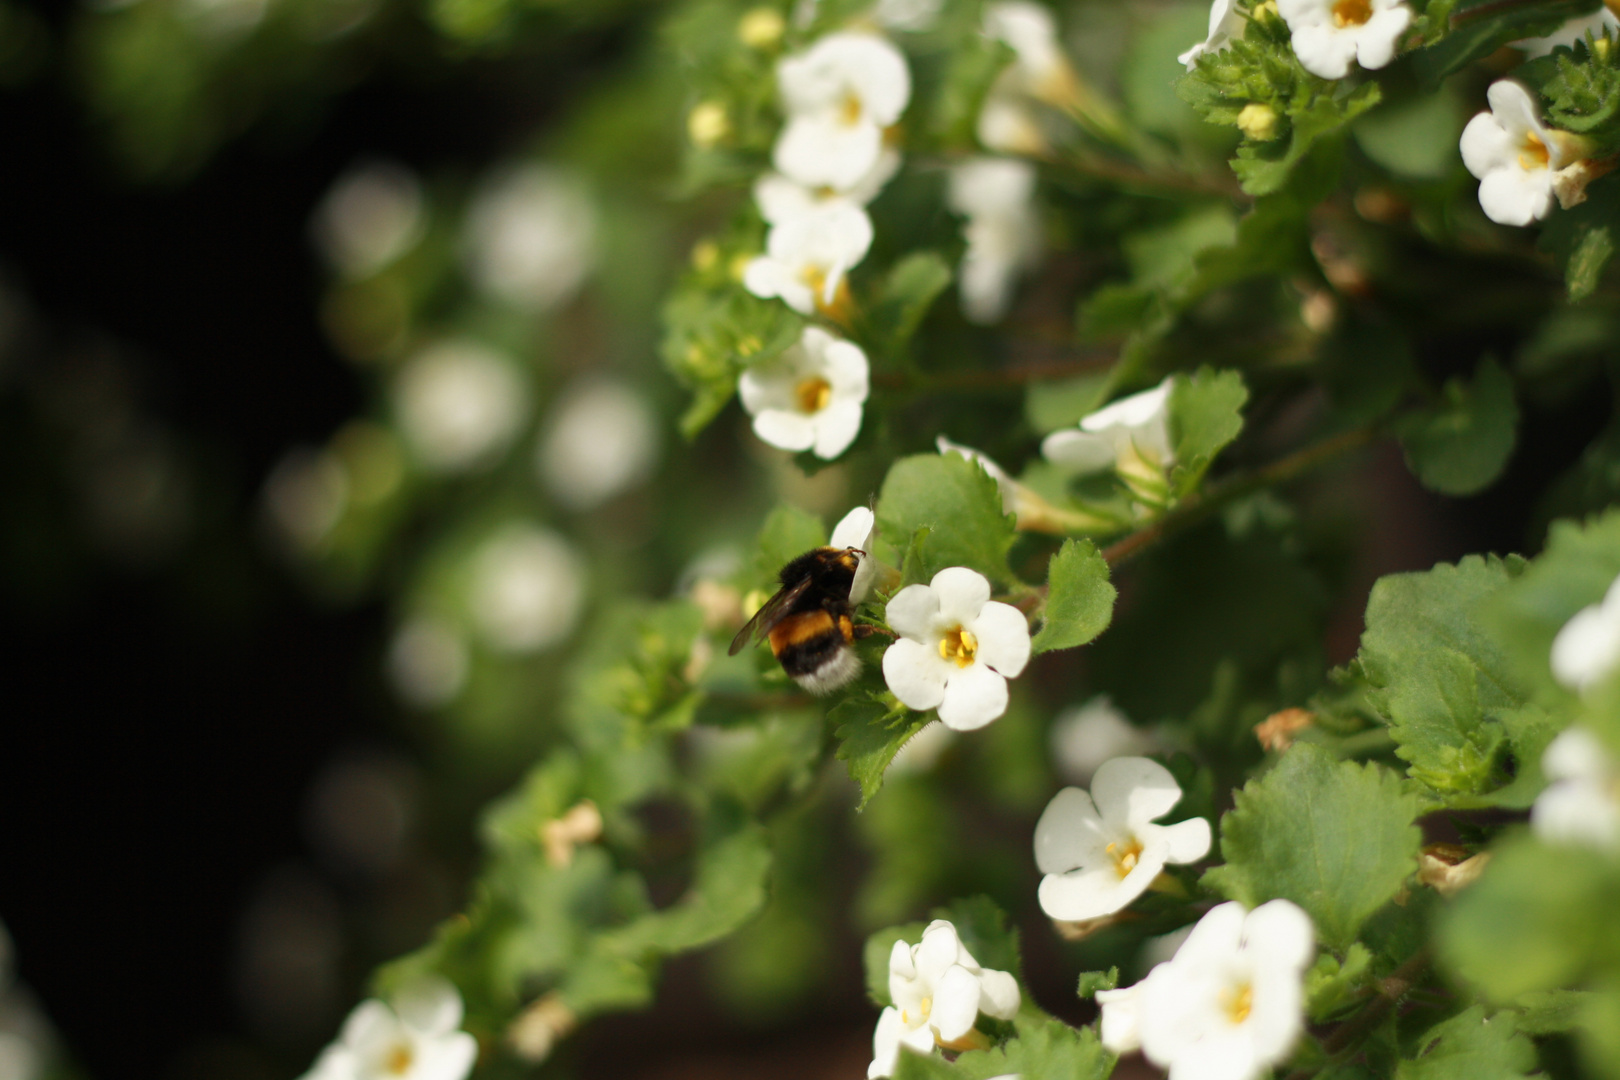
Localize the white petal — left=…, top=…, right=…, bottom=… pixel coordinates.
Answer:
left=1171, top=901, right=1247, bottom=970
left=393, top=976, right=463, bottom=1034
left=823, top=339, right=872, bottom=399
left=754, top=174, right=820, bottom=223
left=1091, top=756, right=1184, bottom=826
left=915, top=922, right=965, bottom=985
left=1095, top=984, right=1142, bottom=1053
left=743, top=256, right=815, bottom=313
left=1246, top=964, right=1307, bottom=1065
left=885, top=584, right=940, bottom=640
left=1551, top=598, right=1620, bottom=691
left=1289, top=22, right=1359, bottom=79
left=1037, top=866, right=1143, bottom=920
left=752, top=409, right=818, bottom=452
left=930, top=567, right=993, bottom=626
left=1042, top=429, right=1119, bottom=473
left=970, top=601, right=1031, bottom=677
left=884, top=638, right=950, bottom=710
left=977, top=968, right=1021, bottom=1019
left=1542, top=726, right=1610, bottom=782
left=1164, top=1024, right=1259, bottom=1080
left=1532, top=782, right=1620, bottom=849
left=1459, top=112, right=1518, bottom=180
left=1478, top=166, right=1554, bottom=227
left=869, top=1007, right=905, bottom=1078
left=1138, top=964, right=1229, bottom=1067
left=416, top=1031, right=478, bottom=1080
left=890, top=937, right=918, bottom=981
left=774, top=117, right=886, bottom=192
left=1487, top=79, right=1542, bottom=136
left=340, top=1000, right=396, bottom=1052
left=1353, top=5, right=1410, bottom=69
left=1081, top=379, right=1172, bottom=433
left=1156, top=816, right=1213, bottom=865
left=931, top=965, right=984, bottom=1042
left=938, top=663, right=1010, bottom=730
left=811, top=401, right=865, bottom=459
left=1243, top=899, right=1316, bottom=972
left=1033, top=787, right=1109, bottom=875
left=831, top=506, right=876, bottom=551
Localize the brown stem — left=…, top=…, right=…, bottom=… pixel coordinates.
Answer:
left=1053, top=150, right=1248, bottom=201
left=1283, top=948, right=1433, bottom=1080
left=873, top=353, right=1115, bottom=391
left=1101, top=425, right=1379, bottom=567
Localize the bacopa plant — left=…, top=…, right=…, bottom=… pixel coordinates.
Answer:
left=49, top=0, right=1620, bottom=1075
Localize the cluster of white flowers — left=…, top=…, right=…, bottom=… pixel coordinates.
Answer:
left=977, top=2, right=1078, bottom=155
left=737, top=29, right=911, bottom=458
left=303, top=977, right=477, bottom=1080
left=868, top=920, right=1021, bottom=1077
left=1098, top=900, right=1315, bottom=1080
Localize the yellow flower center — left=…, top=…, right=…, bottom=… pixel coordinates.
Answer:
left=795, top=377, right=832, bottom=414
left=385, top=1043, right=415, bottom=1075
left=1520, top=131, right=1551, bottom=171
left=1106, top=837, right=1144, bottom=879
left=901, top=996, right=932, bottom=1025
left=1331, top=0, right=1371, bottom=27
left=840, top=91, right=864, bottom=126
left=1222, top=982, right=1254, bottom=1025
left=939, top=626, right=978, bottom=668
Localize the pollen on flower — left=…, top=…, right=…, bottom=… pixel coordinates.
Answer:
left=385, top=1044, right=415, bottom=1075
left=939, top=626, right=979, bottom=667
left=840, top=92, right=865, bottom=126
left=1106, top=837, right=1144, bottom=878
left=796, top=377, right=833, bottom=414
left=1332, top=0, right=1371, bottom=27
left=1520, top=131, right=1551, bottom=170
left=1222, top=983, right=1254, bottom=1025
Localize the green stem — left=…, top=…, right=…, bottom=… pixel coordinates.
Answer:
left=872, top=353, right=1113, bottom=392
left=1101, top=424, right=1379, bottom=567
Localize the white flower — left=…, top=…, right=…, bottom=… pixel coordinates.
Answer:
left=394, top=341, right=530, bottom=474
left=882, top=567, right=1031, bottom=731
left=743, top=203, right=874, bottom=316
left=872, top=0, right=942, bottom=32
left=1276, top=0, right=1410, bottom=79
left=738, top=326, right=870, bottom=459
left=1049, top=696, right=1158, bottom=786
left=976, top=95, right=1047, bottom=155
left=388, top=615, right=470, bottom=708
left=774, top=32, right=911, bottom=191
left=1034, top=757, right=1211, bottom=921
left=1102, top=900, right=1313, bottom=1080
left=311, top=162, right=427, bottom=278
left=753, top=149, right=900, bottom=224
left=984, top=2, right=1074, bottom=104
left=868, top=920, right=1021, bottom=1078
left=537, top=380, right=659, bottom=510
left=468, top=525, right=586, bottom=653
left=264, top=448, right=348, bottom=550
left=301, top=977, right=477, bottom=1080
left=1041, top=377, right=1175, bottom=475
left=1550, top=570, right=1620, bottom=692
left=947, top=158, right=1041, bottom=323
left=463, top=164, right=595, bottom=311
left=1179, top=0, right=1246, bottom=68
left=1460, top=80, right=1580, bottom=227
left=831, top=504, right=880, bottom=603
left=1516, top=7, right=1620, bottom=57
left=1532, top=727, right=1620, bottom=850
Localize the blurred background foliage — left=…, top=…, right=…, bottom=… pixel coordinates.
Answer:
left=2, top=0, right=1619, bottom=1077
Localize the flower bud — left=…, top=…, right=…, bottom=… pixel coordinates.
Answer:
left=737, top=6, right=785, bottom=48
left=687, top=101, right=730, bottom=148
left=1238, top=102, right=1281, bottom=141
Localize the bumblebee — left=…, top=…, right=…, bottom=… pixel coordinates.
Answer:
left=729, top=545, right=866, bottom=694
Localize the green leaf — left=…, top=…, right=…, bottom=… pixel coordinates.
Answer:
left=1233, top=82, right=1381, bottom=196
left=870, top=252, right=953, bottom=355
left=834, top=696, right=932, bottom=808
left=1078, top=967, right=1120, bottom=998
left=1025, top=373, right=1110, bottom=434
left=1031, top=539, right=1115, bottom=654
left=878, top=454, right=1017, bottom=584
left=934, top=895, right=1021, bottom=978
left=952, top=1016, right=1114, bottom=1080
left=1566, top=223, right=1615, bottom=302
left=661, top=279, right=805, bottom=439
left=603, top=819, right=773, bottom=955
left=1356, top=555, right=1540, bottom=799
left=1539, top=176, right=1620, bottom=302
left=1398, top=358, right=1519, bottom=497
left=1202, top=744, right=1423, bottom=951
left=750, top=503, right=829, bottom=587
left=1396, top=1005, right=1536, bottom=1080
left=1123, top=205, right=1240, bottom=289
left=1354, top=90, right=1467, bottom=180
left=1440, top=833, right=1620, bottom=1001
left=1514, top=989, right=1594, bottom=1034
left=1170, top=367, right=1249, bottom=498
left=1307, top=943, right=1374, bottom=1021
left=1412, top=0, right=1600, bottom=85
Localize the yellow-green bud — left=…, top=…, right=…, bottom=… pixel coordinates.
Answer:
left=1238, top=102, right=1280, bottom=142
left=737, top=7, right=785, bottom=49
left=687, top=101, right=730, bottom=148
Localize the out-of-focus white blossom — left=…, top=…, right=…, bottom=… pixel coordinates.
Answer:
left=984, top=2, right=1074, bottom=104
left=393, top=341, right=529, bottom=475
left=1532, top=727, right=1620, bottom=851
left=1049, top=696, right=1158, bottom=786
left=887, top=720, right=957, bottom=775
left=468, top=525, right=586, bottom=654
left=464, top=164, right=596, bottom=311
left=753, top=149, right=899, bottom=223
left=301, top=977, right=476, bottom=1080
left=311, top=162, right=426, bottom=279
left=976, top=95, right=1047, bottom=156
left=1277, top=0, right=1410, bottom=79
left=1042, top=378, right=1175, bottom=478
left=744, top=204, right=874, bottom=317
left=872, top=0, right=942, bottom=32
left=182, top=0, right=269, bottom=38
left=947, top=158, right=1041, bottom=323
left=1035, top=757, right=1211, bottom=921
left=1179, top=0, right=1245, bottom=67
left=738, top=326, right=870, bottom=459
left=1516, top=7, right=1619, bottom=56
left=868, top=920, right=1021, bottom=1078
left=538, top=380, right=659, bottom=510
left=388, top=615, right=470, bottom=708
left=1103, top=901, right=1313, bottom=1080
left=1550, top=570, right=1620, bottom=692
left=882, top=567, right=1031, bottom=731
left=774, top=32, right=912, bottom=191
left=264, top=448, right=348, bottom=551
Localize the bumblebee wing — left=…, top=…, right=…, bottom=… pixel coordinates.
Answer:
left=728, top=575, right=815, bottom=655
